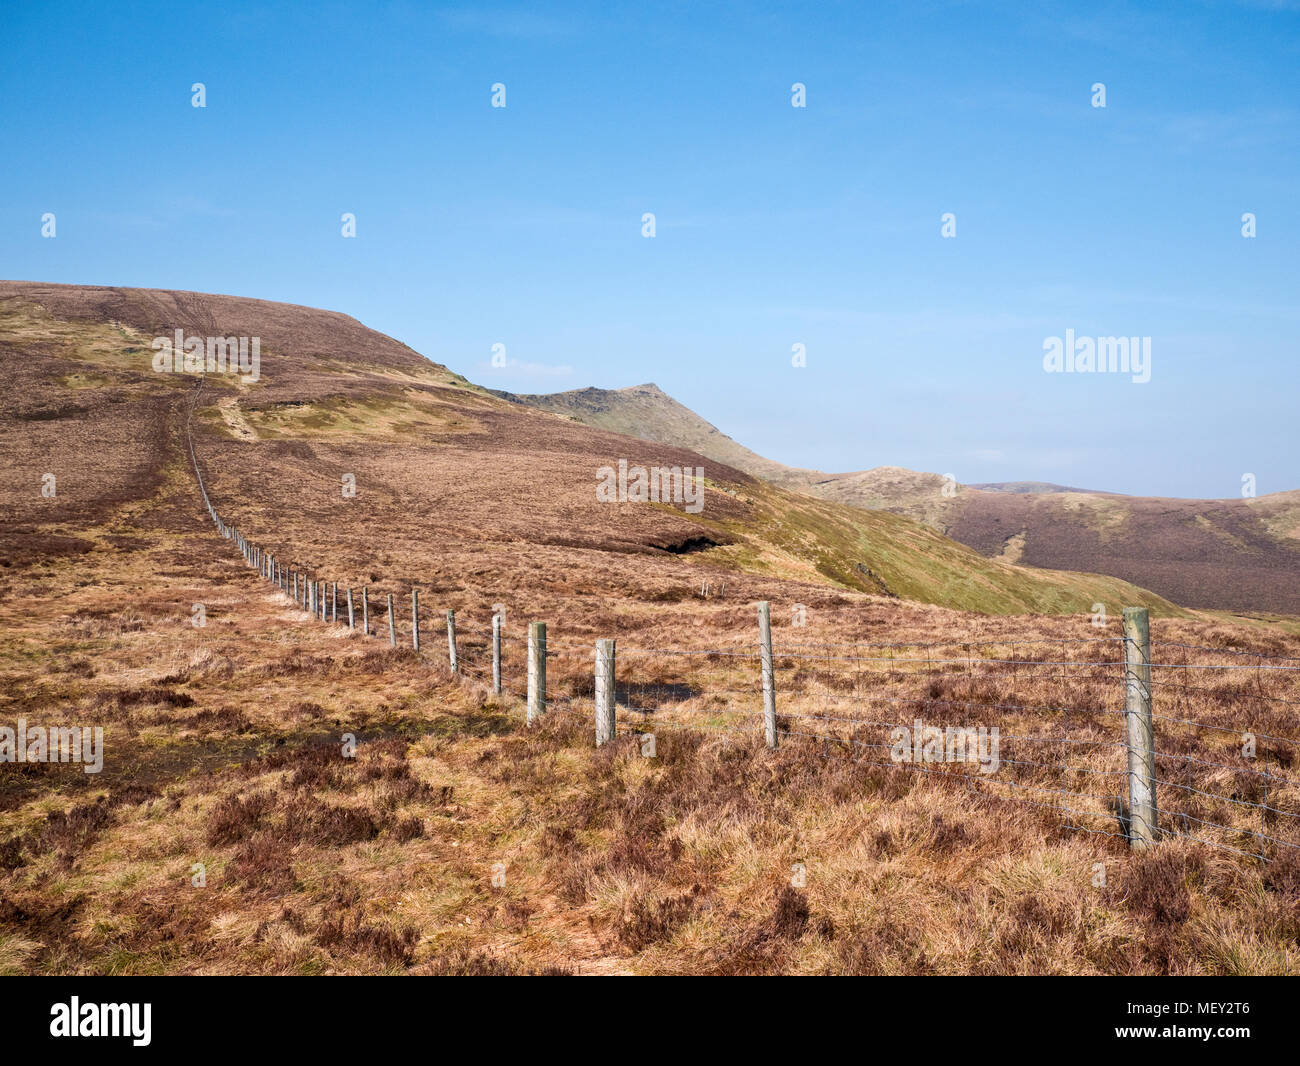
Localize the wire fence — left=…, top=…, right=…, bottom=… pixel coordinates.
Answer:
left=186, top=382, right=1300, bottom=864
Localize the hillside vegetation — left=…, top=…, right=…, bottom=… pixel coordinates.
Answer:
left=496, top=381, right=1300, bottom=615
left=5, top=283, right=1298, bottom=977
left=0, top=283, right=1175, bottom=620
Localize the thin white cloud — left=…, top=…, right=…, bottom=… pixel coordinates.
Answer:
left=481, top=358, right=574, bottom=377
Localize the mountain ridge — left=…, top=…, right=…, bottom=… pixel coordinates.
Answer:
left=495, top=380, right=1300, bottom=614
left=0, top=280, right=1181, bottom=619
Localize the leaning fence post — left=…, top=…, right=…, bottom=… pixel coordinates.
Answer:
left=362, top=587, right=369, bottom=636
left=527, top=622, right=546, bottom=724
left=1122, top=606, right=1157, bottom=849
left=412, top=589, right=420, bottom=652
left=492, top=613, right=502, bottom=695
left=387, top=593, right=396, bottom=647
left=595, top=639, right=616, bottom=746
left=347, top=587, right=355, bottom=629
left=446, top=609, right=458, bottom=673
left=757, top=600, right=778, bottom=749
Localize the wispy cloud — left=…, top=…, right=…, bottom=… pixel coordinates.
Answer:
left=480, top=358, right=574, bottom=378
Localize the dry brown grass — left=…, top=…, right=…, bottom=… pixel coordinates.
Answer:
left=1, top=509, right=1298, bottom=973
left=2, top=284, right=1299, bottom=974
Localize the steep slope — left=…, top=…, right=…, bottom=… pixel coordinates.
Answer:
left=499, top=380, right=1300, bottom=615
left=490, top=382, right=815, bottom=485
left=0, top=281, right=1176, bottom=620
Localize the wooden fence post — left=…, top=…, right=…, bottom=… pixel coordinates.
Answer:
left=595, top=638, right=616, bottom=746
left=347, top=587, right=355, bottom=629
left=332, top=582, right=338, bottom=623
left=412, top=589, right=420, bottom=652
left=527, top=622, right=546, bottom=724
left=319, top=581, right=326, bottom=621
left=387, top=593, right=396, bottom=647
left=1122, top=606, right=1158, bottom=850
left=492, top=613, right=502, bottom=695
left=757, top=601, right=778, bottom=749
left=362, top=587, right=369, bottom=636
left=446, top=609, right=458, bottom=673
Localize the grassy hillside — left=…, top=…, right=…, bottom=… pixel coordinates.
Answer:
left=5, top=283, right=1300, bottom=978
left=498, top=377, right=1300, bottom=615
left=0, top=283, right=1180, bottom=619
left=491, top=382, right=815, bottom=485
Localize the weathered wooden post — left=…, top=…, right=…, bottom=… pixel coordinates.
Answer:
left=492, top=613, right=502, bottom=695
left=332, top=582, right=338, bottom=623
left=446, top=609, right=458, bottom=673
left=387, top=593, right=396, bottom=647
left=411, top=589, right=420, bottom=652
left=595, top=639, right=616, bottom=746
left=346, top=588, right=355, bottom=629
left=319, top=581, right=326, bottom=621
left=527, top=622, right=546, bottom=724
left=309, top=578, right=316, bottom=617
left=1123, top=606, right=1158, bottom=849
left=362, top=587, right=369, bottom=636
left=757, top=600, right=778, bottom=749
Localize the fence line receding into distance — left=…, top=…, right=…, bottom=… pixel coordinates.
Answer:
left=185, top=381, right=1300, bottom=863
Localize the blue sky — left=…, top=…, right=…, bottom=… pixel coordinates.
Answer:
left=2, top=1, right=1297, bottom=497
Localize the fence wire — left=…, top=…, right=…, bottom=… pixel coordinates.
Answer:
left=187, top=394, right=1300, bottom=864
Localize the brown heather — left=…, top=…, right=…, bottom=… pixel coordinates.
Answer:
left=0, top=284, right=1297, bottom=975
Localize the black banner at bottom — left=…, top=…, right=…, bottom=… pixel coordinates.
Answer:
left=2, top=975, right=1285, bottom=1054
